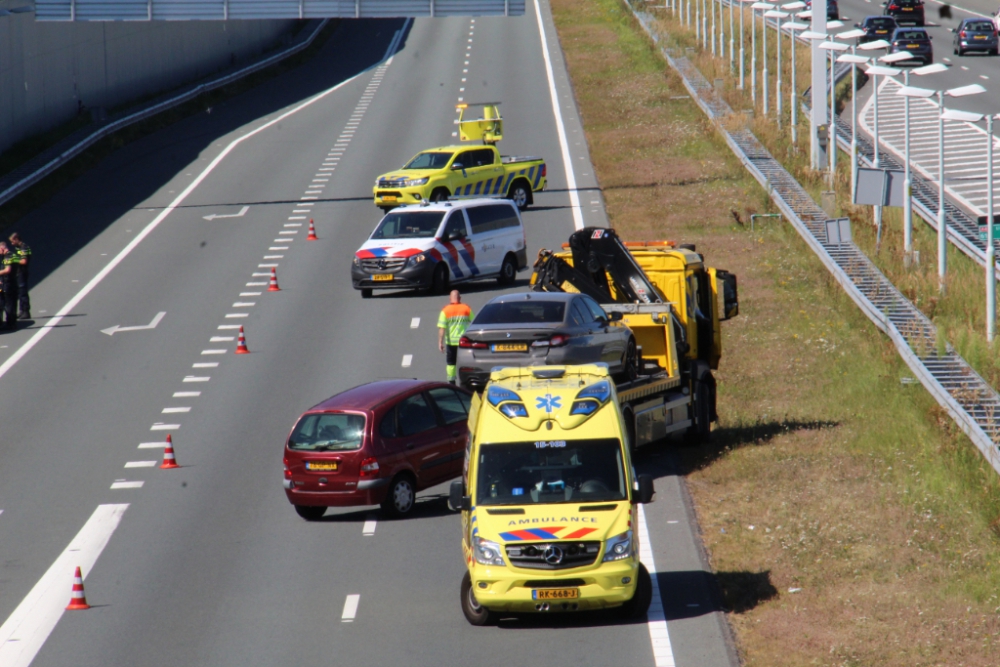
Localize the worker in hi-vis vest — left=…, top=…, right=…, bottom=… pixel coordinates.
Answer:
left=437, top=290, right=474, bottom=385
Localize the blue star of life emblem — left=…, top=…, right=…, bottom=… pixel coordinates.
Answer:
left=535, top=394, right=562, bottom=413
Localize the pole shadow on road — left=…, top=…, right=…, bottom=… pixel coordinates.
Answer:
left=17, top=17, right=414, bottom=293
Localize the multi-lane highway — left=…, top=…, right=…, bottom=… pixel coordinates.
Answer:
left=0, top=5, right=738, bottom=666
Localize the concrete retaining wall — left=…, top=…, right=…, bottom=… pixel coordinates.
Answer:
left=0, top=16, right=296, bottom=153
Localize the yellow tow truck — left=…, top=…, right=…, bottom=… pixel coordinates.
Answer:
left=373, top=103, right=547, bottom=212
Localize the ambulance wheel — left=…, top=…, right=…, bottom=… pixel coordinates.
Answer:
left=360, top=288, right=373, bottom=299
left=294, top=505, right=327, bottom=521
left=617, top=564, right=652, bottom=619
left=508, top=180, right=531, bottom=210
left=431, top=264, right=450, bottom=295
left=430, top=188, right=450, bottom=203
left=497, top=253, right=517, bottom=285
left=461, top=571, right=496, bottom=626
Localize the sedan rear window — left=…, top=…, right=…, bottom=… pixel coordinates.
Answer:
left=371, top=211, right=444, bottom=239
left=289, top=413, right=365, bottom=451
left=868, top=18, right=895, bottom=27
left=966, top=21, right=994, bottom=31
left=474, top=301, right=566, bottom=324
left=403, top=152, right=454, bottom=169
left=896, top=30, right=928, bottom=40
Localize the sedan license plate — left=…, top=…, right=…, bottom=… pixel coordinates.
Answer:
left=371, top=274, right=394, bottom=282
left=533, top=588, right=579, bottom=600
left=306, top=461, right=339, bottom=471
left=902, top=6, right=912, bottom=9
left=492, top=343, right=528, bottom=352
left=975, top=35, right=987, bottom=39
left=382, top=195, right=398, bottom=202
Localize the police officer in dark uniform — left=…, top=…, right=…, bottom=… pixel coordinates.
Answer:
left=0, top=241, right=19, bottom=330
left=9, top=233, right=30, bottom=319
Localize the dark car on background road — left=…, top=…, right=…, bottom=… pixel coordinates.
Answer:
left=455, top=292, right=637, bottom=391
left=805, top=0, right=839, bottom=20
left=953, top=18, right=999, bottom=56
left=857, top=16, right=898, bottom=44
left=883, top=0, right=925, bottom=26
left=889, top=27, right=933, bottom=63
left=283, top=380, right=472, bottom=520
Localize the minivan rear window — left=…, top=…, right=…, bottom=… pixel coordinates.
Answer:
left=967, top=21, right=994, bottom=31
left=474, top=301, right=566, bottom=324
left=466, top=204, right=520, bottom=234
left=371, top=212, right=444, bottom=239
left=289, top=413, right=365, bottom=451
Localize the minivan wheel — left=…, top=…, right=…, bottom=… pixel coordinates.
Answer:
left=360, top=288, right=373, bottom=299
left=381, top=474, right=415, bottom=517
left=497, top=253, right=517, bottom=286
left=461, top=571, right=496, bottom=626
left=616, top=564, right=652, bottom=619
left=508, top=180, right=531, bottom=211
left=294, top=505, right=327, bottom=521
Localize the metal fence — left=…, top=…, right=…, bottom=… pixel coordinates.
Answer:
left=36, top=0, right=524, bottom=19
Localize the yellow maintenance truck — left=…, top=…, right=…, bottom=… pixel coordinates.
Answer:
left=530, top=227, right=739, bottom=446
left=450, top=363, right=656, bottom=625
left=373, top=103, right=547, bottom=212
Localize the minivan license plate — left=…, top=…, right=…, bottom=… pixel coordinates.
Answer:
left=533, top=588, right=579, bottom=600
left=371, top=274, right=394, bottom=282
left=306, top=461, right=339, bottom=471
left=492, top=343, right=528, bottom=352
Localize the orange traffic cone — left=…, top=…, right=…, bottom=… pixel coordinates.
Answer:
left=307, top=219, right=318, bottom=241
left=268, top=267, right=281, bottom=292
left=66, top=566, right=90, bottom=610
left=161, top=434, right=180, bottom=469
left=235, top=326, right=249, bottom=354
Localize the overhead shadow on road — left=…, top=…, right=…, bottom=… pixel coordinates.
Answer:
left=363, top=278, right=534, bottom=299
left=16, top=18, right=411, bottom=293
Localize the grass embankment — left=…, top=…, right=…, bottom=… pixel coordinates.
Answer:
left=650, top=7, right=1000, bottom=395
left=550, top=0, right=1000, bottom=663
left=0, top=20, right=338, bottom=234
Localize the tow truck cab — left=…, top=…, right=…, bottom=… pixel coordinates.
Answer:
left=451, top=364, right=655, bottom=626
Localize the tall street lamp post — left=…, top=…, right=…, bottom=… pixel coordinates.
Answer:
left=818, top=39, right=848, bottom=187
left=862, top=63, right=901, bottom=239
left=782, top=18, right=809, bottom=144
left=765, top=10, right=790, bottom=120
left=754, top=2, right=776, bottom=113
left=835, top=51, right=870, bottom=200
left=739, top=0, right=756, bottom=90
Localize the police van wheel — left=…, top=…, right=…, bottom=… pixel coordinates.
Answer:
left=497, top=254, right=517, bottom=286
left=431, top=264, right=450, bottom=295
left=360, top=288, right=373, bottom=299
left=508, top=181, right=531, bottom=211
left=461, top=572, right=496, bottom=626
left=617, top=563, right=652, bottom=619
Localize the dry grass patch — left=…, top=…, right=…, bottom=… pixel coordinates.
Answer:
left=551, top=0, right=1000, bottom=664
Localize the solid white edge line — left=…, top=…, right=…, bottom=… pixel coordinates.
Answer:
left=0, top=66, right=373, bottom=384
left=0, top=504, right=128, bottom=667
left=534, top=0, right=584, bottom=231
left=637, top=504, right=677, bottom=667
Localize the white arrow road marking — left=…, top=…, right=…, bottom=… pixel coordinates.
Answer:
left=101, top=311, right=165, bottom=336
left=202, top=206, right=249, bottom=221
left=0, top=504, right=128, bottom=667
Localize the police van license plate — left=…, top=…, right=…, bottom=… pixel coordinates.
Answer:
left=306, top=461, right=339, bottom=471
left=492, top=343, right=528, bottom=352
left=371, top=274, right=394, bottom=282
left=533, top=588, right=579, bottom=600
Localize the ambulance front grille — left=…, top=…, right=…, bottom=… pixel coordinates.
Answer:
left=505, top=541, right=600, bottom=570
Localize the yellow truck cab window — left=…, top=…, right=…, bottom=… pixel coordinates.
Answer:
left=476, top=438, right=626, bottom=505
left=404, top=152, right=453, bottom=169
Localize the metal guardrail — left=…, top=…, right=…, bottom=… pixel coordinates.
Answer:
left=0, top=18, right=330, bottom=211
left=626, top=1, right=1000, bottom=475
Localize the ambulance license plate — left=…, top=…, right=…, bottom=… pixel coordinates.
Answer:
left=306, top=461, right=338, bottom=471
left=492, top=343, right=528, bottom=352
left=371, top=274, right=394, bottom=282
left=533, top=588, right=579, bottom=600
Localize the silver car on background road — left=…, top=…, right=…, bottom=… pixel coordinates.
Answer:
left=456, top=292, right=637, bottom=391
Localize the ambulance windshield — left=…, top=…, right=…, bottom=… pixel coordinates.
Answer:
left=476, top=438, right=627, bottom=505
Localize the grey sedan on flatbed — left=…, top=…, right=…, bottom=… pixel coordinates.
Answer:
left=456, top=292, right=637, bottom=391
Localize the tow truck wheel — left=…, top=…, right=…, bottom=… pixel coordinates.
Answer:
left=294, top=505, right=327, bottom=521
left=381, top=474, right=416, bottom=517
left=691, top=378, right=712, bottom=443
left=508, top=180, right=531, bottom=211
left=497, top=253, right=517, bottom=286
left=461, top=571, right=496, bottom=626
left=623, top=338, right=638, bottom=382
left=617, top=563, right=652, bottom=619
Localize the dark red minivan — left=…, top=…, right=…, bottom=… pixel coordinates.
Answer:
left=283, top=379, right=472, bottom=520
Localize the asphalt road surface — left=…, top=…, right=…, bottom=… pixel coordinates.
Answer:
left=0, top=5, right=739, bottom=666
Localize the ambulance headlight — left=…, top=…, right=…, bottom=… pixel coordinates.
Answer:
left=603, top=530, right=633, bottom=562
left=403, top=177, right=429, bottom=187
left=474, top=537, right=506, bottom=566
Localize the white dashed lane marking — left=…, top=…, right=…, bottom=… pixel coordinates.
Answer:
left=218, top=325, right=241, bottom=330
left=363, top=514, right=377, bottom=536
left=183, top=376, right=210, bottom=383
left=201, top=350, right=227, bottom=355
left=150, top=423, right=180, bottom=430
left=410, top=317, right=420, bottom=329
left=192, top=362, right=218, bottom=368
left=124, top=461, right=157, bottom=468
left=162, top=407, right=191, bottom=413
left=341, top=594, right=361, bottom=622
left=225, top=313, right=249, bottom=319
left=173, top=391, right=201, bottom=397
left=402, top=354, right=413, bottom=367
left=110, top=481, right=144, bottom=490
left=138, top=441, right=167, bottom=449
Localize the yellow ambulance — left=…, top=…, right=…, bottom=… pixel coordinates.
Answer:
left=450, top=364, right=655, bottom=625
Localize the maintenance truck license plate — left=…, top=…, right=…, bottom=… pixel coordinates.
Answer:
left=533, top=588, right=579, bottom=600
left=382, top=196, right=398, bottom=202
left=492, top=343, right=528, bottom=352
left=371, top=274, right=394, bottom=282
left=306, top=461, right=338, bottom=471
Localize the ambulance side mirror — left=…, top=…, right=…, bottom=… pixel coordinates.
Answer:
left=450, top=480, right=470, bottom=511
left=635, top=475, right=655, bottom=504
